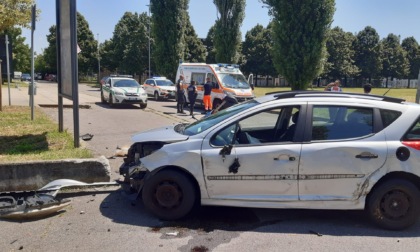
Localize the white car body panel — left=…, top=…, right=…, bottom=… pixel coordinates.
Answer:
left=122, top=92, right=420, bottom=217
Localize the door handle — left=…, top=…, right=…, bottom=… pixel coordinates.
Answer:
left=274, top=155, right=296, bottom=161
left=355, top=152, right=378, bottom=159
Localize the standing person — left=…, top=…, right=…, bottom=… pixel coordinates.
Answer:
left=203, top=77, right=213, bottom=112
left=187, top=80, right=198, bottom=117
left=324, top=80, right=342, bottom=92
left=363, top=84, right=372, bottom=94
left=176, top=75, right=185, bottom=114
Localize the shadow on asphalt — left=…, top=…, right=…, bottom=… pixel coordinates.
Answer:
left=94, top=189, right=420, bottom=238
left=93, top=102, right=143, bottom=110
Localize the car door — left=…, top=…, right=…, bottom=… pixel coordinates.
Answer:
left=299, top=104, right=387, bottom=201
left=143, top=79, right=154, bottom=96
left=201, top=106, right=301, bottom=202
left=102, top=78, right=112, bottom=102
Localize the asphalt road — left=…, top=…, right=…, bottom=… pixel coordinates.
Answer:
left=1, top=83, right=420, bottom=252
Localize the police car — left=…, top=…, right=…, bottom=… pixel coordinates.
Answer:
left=143, top=77, right=176, bottom=100
left=101, top=75, right=147, bottom=108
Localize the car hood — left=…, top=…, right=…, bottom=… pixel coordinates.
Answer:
left=113, top=87, right=145, bottom=94
left=131, top=125, right=188, bottom=143
left=159, top=86, right=176, bottom=91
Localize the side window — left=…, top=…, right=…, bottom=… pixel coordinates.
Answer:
left=191, top=73, right=206, bottom=85
left=106, top=78, right=111, bottom=85
left=311, top=106, right=373, bottom=141
left=380, top=109, right=402, bottom=128
left=207, top=74, right=218, bottom=88
left=403, top=117, right=420, bottom=140
left=210, top=107, right=291, bottom=146
left=145, top=80, right=153, bottom=85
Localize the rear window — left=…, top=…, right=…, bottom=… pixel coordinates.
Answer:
left=403, top=117, right=420, bottom=140
left=380, top=109, right=402, bottom=128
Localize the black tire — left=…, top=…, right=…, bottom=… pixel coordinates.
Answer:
left=100, top=89, right=106, bottom=103
left=142, top=170, right=196, bottom=220
left=213, top=99, right=222, bottom=110
left=139, top=103, right=147, bottom=109
left=366, top=179, right=420, bottom=230
left=109, top=94, right=114, bottom=107
left=154, top=92, right=159, bottom=101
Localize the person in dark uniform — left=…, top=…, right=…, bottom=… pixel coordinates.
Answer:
left=187, top=80, right=198, bottom=116
left=176, top=75, right=185, bottom=114
left=203, top=77, right=213, bottom=112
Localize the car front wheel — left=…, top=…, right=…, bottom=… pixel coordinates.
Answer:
left=154, top=92, right=159, bottom=101
left=142, top=170, right=196, bottom=220
left=366, top=179, right=420, bottom=230
left=139, top=103, right=147, bottom=109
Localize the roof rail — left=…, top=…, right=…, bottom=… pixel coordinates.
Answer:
left=110, top=74, right=133, bottom=78
left=266, top=90, right=405, bottom=104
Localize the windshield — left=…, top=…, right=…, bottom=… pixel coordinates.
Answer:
left=182, top=100, right=259, bottom=136
left=113, top=79, right=141, bottom=88
left=219, top=73, right=250, bottom=89
left=156, top=80, right=174, bottom=86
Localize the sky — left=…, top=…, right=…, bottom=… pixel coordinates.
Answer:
left=21, top=0, right=420, bottom=54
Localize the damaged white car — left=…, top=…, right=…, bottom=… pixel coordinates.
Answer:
left=119, top=91, right=420, bottom=230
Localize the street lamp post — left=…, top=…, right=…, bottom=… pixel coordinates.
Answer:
left=97, top=33, right=101, bottom=84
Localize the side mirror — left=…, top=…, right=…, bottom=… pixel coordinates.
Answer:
left=219, top=144, right=233, bottom=158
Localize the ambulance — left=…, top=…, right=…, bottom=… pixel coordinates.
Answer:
left=176, top=63, right=255, bottom=109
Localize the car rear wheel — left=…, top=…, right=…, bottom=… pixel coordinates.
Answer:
left=154, top=92, right=159, bottom=101
left=366, top=179, right=420, bottom=230
left=142, top=170, right=196, bottom=220
left=101, top=90, right=106, bottom=103
left=109, top=94, right=114, bottom=107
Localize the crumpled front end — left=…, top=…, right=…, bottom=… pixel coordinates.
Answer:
left=119, top=142, right=165, bottom=195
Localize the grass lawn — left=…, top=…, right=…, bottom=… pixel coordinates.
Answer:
left=0, top=106, right=93, bottom=163
left=253, top=86, right=419, bottom=102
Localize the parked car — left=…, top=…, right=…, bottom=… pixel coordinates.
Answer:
left=119, top=91, right=420, bottom=230
left=45, top=74, right=57, bottom=82
left=35, top=73, right=43, bottom=80
left=20, top=73, right=31, bottom=82
left=143, top=77, right=176, bottom=100
left=101, top=75, right=147, bottom=108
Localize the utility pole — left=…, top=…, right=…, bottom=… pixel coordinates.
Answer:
left=5, top=35, right=11, bottom=105
left=97, top=33, right=100, bottom=84
left=0, top=59, right=2, bottom=111
left=148, top=0, right=151, bottom=78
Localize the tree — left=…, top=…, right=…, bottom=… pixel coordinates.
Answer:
left=183, top=15, right=206, bottom=63
left=262, top=0, right=335, bottom=90
left=213, top=0, right=245, bottom=63
left=1, top=27, right=31, bottom=72
left=323, top=26, right=359, bottom=82
left=99, top=39, right=118, bottom=72
left=402, top=37, right=420, bottom=80
left=34, top=52, right=48, bottom=73
left=76, top=13, right=98, bottom=76
left=242, top=23, right=276, bottom=84
left=204, top=25, right=217, bottom=64
left=43, top=26, right=57, bottom=73
left=151, top=0, right=189, bottom=80
left=112, top=12, right=150, bottom=75
left=380, top=34, right=409, bottom=84
left=0, top=0, right=36, bottom=32
left=353, top=26, right=382, bottom=82
left=42, top=12, right=98, bottom=76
